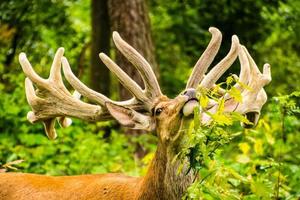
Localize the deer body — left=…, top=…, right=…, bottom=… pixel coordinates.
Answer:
left=0, top=133, right=193, bottom=200
left=0, top=173, right=141, bottom=200
left=0, top=27, right=271, bottom=199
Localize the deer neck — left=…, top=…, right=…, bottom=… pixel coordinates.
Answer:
left=137, top=121, right=194, bottom=200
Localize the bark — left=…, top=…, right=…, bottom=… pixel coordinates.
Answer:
left=108, top=0, right=158, bottom=100
left=91, top=0, right=110, bottom=95
left=77, top=42, right=91, bottom=79
left=4, top=32, right=19, bottom=67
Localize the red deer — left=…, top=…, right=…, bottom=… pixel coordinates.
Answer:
left=0, top=27, right=271, bottom=200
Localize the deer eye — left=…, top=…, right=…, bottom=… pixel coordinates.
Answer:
left=155, top=108, right=163, bottom=116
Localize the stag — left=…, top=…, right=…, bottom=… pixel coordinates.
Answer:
left=0, top=27, right=271, bottom=200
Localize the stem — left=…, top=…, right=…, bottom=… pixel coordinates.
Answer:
left=275, top=106, right=285, bottom=199
left=199, top=169, right=217, bottom=185
left=192, top=171, right=199, bottom=183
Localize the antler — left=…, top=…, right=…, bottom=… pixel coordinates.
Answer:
left=186, top=27, right=240, bottom=91
left=202, top=45, right=271, bottom=126
left=186, top=27, right=222, bottom=88
left=99, top=32, right=163, bottom=109
left=185, top=27, right=271, bottom=126
left=20, top=48, right=102, bottom=139
left=20, top=33, right=162, bottom=139
left=225, top=45, right=271, bottom=125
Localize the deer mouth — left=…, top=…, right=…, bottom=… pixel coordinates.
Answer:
left=242, top=111, right=260, bottom=128
left=182, top=98, right=199, bottom=116
left=181, top=88, right=199, bottom=116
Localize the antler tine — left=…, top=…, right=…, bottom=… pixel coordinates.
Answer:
left=19, top=53, right=47, bottom=87
left=186, top=27, right=222, bottom=89
left=237, top=45, right=251, bottom=87
left=222, top=44, right=251, bottom=100
left=62, top=57, right=111, bottom=106
left=24, top=78, right=43, bottom=123
left=43, top=119, right=57, bottom=140
left=49, top=47, right=65, bottom=83
left=62, top=56, right=147, bottom=110
left=223, top=45, right=251, bottom=100
left=242, top=46, right=271, bottom=92
left=228, top=46, right=271, bottom=117
left=200, top=35, right=240, bottom=89
left=99, top=53, right=150, bottom=104
left=112, top=31, right=162, bottom=99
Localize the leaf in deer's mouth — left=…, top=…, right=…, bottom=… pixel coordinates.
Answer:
left=242, top=111, right=259, bottom=128
left=183, top=99, right=198, bottom=116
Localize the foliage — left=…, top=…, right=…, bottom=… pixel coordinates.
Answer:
left=0, top=0, right=90, bottom=93
left=149, top=0, right=299, bottom=96
left=181, top=89, right=300, bottom=199
left=0, top=117, right=156, bottom=176
left=257, top=0, right=300, bottom=94
left=0, top=1, right=299, bottom=199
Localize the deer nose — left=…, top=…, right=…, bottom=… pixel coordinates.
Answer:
left=182, top=88, right=197, bottom=100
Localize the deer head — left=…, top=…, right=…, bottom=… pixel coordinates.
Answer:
left=19, top=27, right=271, bottom=199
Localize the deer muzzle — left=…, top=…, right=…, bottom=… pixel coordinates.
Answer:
left=182, top=88, right=199, bottom=116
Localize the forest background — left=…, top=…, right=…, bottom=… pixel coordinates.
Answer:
left=0, top=0, right=299, bottom=199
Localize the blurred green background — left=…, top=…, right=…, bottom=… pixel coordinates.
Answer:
left=0, top=0, right=299, bottom=199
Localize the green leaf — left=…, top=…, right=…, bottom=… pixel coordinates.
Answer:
left=231, top=112, right=252, bottom=124
left=211, top=113, right=232, bottom=126
left=250, top=179, right=273, bottom=199
left=200, top=93, right=209, bottom=108
left=228, top=87, right=242, bottom=103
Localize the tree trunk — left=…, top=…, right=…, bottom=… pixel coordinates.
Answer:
left=91, top=0, right=110, bottom=95
left=108, top=0, right=158, bottom=100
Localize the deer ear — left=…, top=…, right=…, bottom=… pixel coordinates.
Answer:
left=105, top=102, right=155, bottom=131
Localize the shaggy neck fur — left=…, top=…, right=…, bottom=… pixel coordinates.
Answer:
left=137, top=120, right=193, bottom=200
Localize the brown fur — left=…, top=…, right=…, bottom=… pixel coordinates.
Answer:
left=0, top=173, right=141, bottom=200
left=0, top=95, right=194, bottom=200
